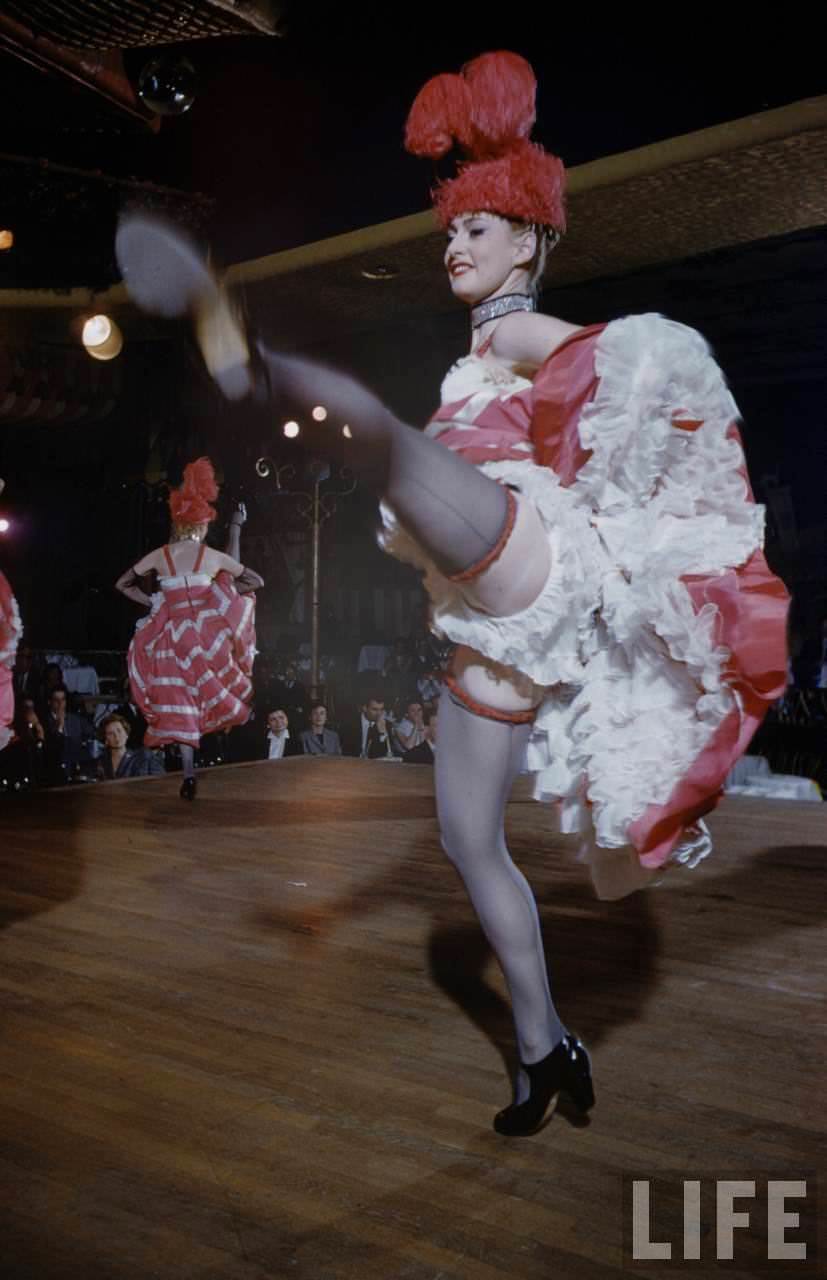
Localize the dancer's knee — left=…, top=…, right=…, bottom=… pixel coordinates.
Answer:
left=450, top=492, right=551, bottom=617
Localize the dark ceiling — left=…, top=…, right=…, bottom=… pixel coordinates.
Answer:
left=1, top=8, right=826, bottom=289
left=0, top=7, right=825, bottom=646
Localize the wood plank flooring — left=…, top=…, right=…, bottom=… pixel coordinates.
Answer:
left=0, top=760, right=824, bottom=1279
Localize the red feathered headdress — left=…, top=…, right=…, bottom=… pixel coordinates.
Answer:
left=405, top=51, right=566, bottom=233
left=168, top=457, right=218, bottom=527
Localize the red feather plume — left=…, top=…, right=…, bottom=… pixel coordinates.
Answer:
left=168, top=456, right=218, bottom=526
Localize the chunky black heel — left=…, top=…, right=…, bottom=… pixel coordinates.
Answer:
left=493, top=1033, right=594, bottom=1136
left=179, top=776, right=197, bottom=801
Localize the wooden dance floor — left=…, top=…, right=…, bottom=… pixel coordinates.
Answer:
left=0, top=760, right=824, bottom=1279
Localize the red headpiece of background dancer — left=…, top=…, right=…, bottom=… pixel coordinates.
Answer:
left=168, top=457, right=218, bottom=527
left=404, top=51, right=566, bottom=234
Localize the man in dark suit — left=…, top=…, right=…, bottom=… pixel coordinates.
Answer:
left=43, top=685, right=89, bottom=784
left=300, top=703, right=342, bottom=756
left=263, top=708, right=302, bottom=760
left=341, top=694, right=397, bottom=759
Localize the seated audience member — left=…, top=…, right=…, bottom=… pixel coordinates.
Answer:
left=264, top=708, right=301, bottom=760
left=93, top=675, right=147, bottom=747
left=300, top=703, right=342, bottom=756
left=401, top=706, right=438, bottom=765
left=98, top=714, right=165, bottom=780
left=43, top=685, right=89, bottom=784
left=394, top=699, right=427, bottom=753
left=342, top=694, right=397, bottom=759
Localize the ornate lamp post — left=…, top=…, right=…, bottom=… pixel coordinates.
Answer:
left=255, top=455, right=355, bottom=699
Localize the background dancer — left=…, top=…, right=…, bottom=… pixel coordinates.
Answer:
left=116, top=460, right=263, bottom=799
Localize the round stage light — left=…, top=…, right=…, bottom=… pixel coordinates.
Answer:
left=82, top=314, right=123, bottom=361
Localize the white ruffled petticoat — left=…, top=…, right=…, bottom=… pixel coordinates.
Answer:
left=381, top=314, right=766, bottom=894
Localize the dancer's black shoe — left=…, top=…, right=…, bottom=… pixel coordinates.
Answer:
left=493, top=1033, right=594, bottom=1137
left=179, top=776, right=197, bottom=801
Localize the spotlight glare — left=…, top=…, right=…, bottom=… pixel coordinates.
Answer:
left=342, top=425, right=352, bottom=439
left=82, top=313, right=122, bottom=361
left=283, top=421, right=300, bottom=439
left=311, top=405, right=328, bottom=422
left=82, top=315, right=111, bottom=346
left=0, top=518, right=9, bottom=533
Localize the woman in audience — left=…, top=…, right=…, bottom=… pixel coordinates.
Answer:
left=98, top=713, right=165, bottom=781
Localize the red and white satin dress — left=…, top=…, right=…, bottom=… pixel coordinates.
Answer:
left=382, top=314, right=790, bottom=882
left=0, top=570, right=22, bottom=753
left=127, top=544, right=256, bottom=749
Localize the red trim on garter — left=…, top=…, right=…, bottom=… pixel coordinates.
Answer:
left=447, top=487, right=518, bottom=583
left=443, top=670, right=537, bottom=725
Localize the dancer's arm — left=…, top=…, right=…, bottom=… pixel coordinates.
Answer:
left=234, top=567, right=264, bottom=594
left=221, top=503, right=264, bottom=593
left=224, top=502, right=245, bottom=561
left=210, top=549, right=264, bottom=594
left=115, top=565, right=153, bottom=608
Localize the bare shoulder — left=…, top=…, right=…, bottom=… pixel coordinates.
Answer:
left=490, top=312, right=583, bottom=368
left=134, top=548, right=164, bottom=575
left=210, top=549, right=243, bottom=576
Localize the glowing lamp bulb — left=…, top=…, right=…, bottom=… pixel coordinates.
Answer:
left=0, top=229, right=13, bottom=251
left=82, top=315, right=111, bottom=346
left=283, top=421, right=300, bottom=439
left=311, top=405, right=328, bottom=422
left=0, top=518, right=9, bottom=533
left=82, top=314, right=123, bottom=361
left=342, top=425, right=353, bottom=439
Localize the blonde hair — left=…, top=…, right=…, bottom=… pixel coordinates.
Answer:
left=172, top=521, right=207, bottom=540
left=510, top=220, right=561, bottom=299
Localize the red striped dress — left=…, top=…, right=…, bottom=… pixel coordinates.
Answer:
left=127, top=544, right=255, bottom=749
left=0, top=570, right=22, bottom=753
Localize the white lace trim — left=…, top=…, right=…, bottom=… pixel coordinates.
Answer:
left=382, top=314, right=766, bottom=856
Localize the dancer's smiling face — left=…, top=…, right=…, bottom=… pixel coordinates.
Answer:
left=444, top=211, right=536, bottom=305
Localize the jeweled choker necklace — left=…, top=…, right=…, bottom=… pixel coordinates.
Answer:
left=470, top=293, right=535, bottom=329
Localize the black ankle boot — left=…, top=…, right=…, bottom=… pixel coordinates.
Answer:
left=179, top=776, right=197, bottom=801
left=493, top=1033, right=594, bottom=1137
